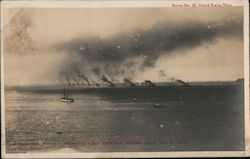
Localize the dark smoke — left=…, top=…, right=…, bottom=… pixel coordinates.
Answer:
left=123, top=78, right=136, bottom=87
left=53, top=15, right=243, bottom=83
left=58, top=63, right=92, bottom=86
left=77, top=72, right=91, bottom=86
left=144, top=80, right=156, bottom=87
left=101, top=75, right=115, bottom=87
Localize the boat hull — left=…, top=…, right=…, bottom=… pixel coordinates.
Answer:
left=61, top=98, right=74, bottom=102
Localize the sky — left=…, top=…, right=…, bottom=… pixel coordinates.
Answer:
left=4, top=7, right=244, bottom=86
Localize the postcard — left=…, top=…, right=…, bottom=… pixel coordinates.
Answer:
left=1, top=0, right=249, bottom=158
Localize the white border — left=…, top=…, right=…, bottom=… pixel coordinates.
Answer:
left=1, top=0, right=7, bottom=157
left=0, top=0, right=248, bottom=8
left=243, top=0, right=250, bottom=156
left=1, top=0, right=249, bottom=158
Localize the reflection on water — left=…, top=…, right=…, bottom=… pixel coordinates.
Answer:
left=5, top=85, right=244, bottom=152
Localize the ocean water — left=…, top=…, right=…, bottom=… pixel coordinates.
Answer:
left=5, top=85, right=245, bottom=153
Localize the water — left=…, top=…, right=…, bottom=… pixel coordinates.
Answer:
left=5, top=85, right=245, bottom=153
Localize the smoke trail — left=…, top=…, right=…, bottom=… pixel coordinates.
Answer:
left=123, top=78, right=136, bottom=87
left=53, top=15, right=243, bottom=83
left=101, top=75, right=115, bottom=87
left=77, top=72, right=91, bottom=86
left=144, top=80, right=156, bottom=86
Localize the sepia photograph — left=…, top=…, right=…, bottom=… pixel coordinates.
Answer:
left=1, top=0, right=249, bottom=158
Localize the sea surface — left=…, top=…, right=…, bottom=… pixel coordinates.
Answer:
left=4, top=84, right=245, bottom=153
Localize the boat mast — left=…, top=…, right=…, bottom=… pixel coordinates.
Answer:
left=63, top=87, right=66, bottom=99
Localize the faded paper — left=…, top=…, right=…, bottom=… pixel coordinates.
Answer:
left=1, top=0, right=249, bottom=158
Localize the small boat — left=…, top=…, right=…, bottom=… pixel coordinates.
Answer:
left=61, top=97, right=74, bottom=102
left=154, top=103, right=164, bottom=108
left=61, top=87, right=74, bottom=102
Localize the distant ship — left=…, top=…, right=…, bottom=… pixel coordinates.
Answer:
left=6, top=78, right=243, bottom=94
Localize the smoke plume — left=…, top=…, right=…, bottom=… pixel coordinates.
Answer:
left=123, top=78, right=136, bottom=87
left=52, top=15, right=243, bottom=84
left=101, top=75, right=115, bottom=87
